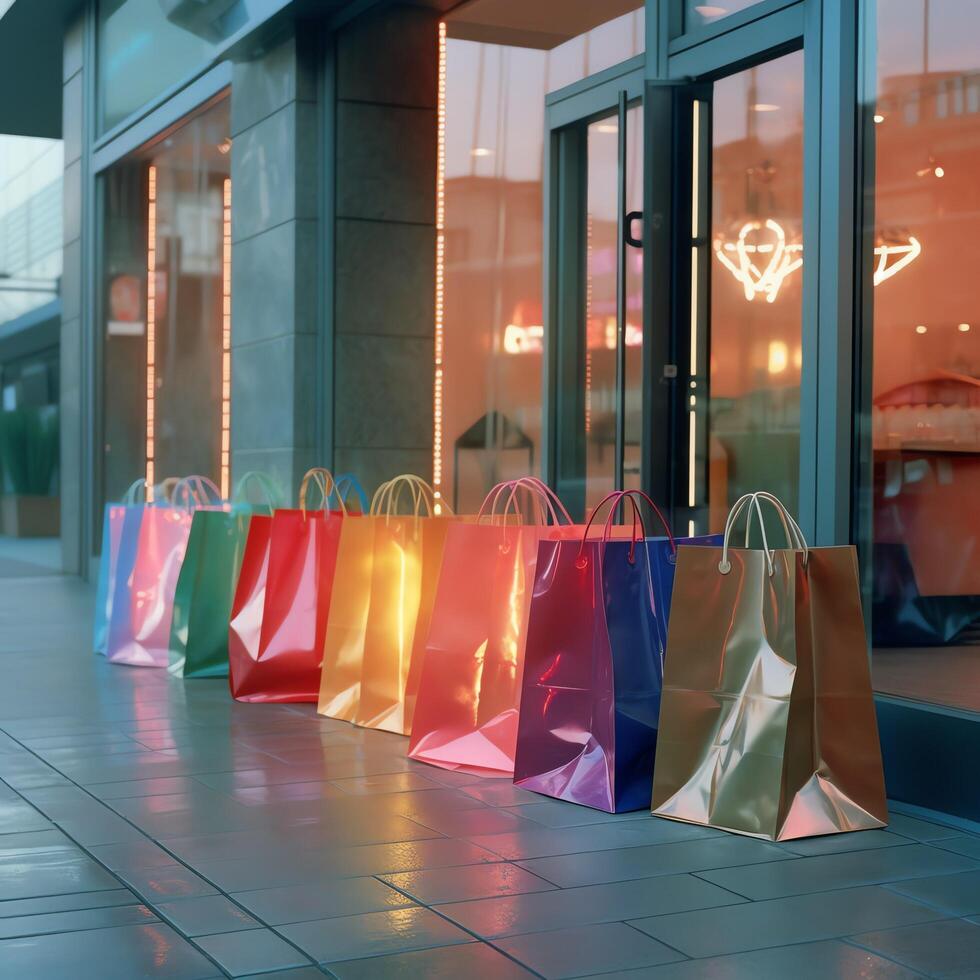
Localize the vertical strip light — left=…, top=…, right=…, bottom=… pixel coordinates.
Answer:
left=145, top=165, right=157, bottom=501
left=221, top=178, right=232, bottom=499
left=433, top=21, right=447, bottom=515
left=688, top=102, right=701, bottom=515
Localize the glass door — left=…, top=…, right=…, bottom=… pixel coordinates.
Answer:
left=550, top=84, right=644, bottom=519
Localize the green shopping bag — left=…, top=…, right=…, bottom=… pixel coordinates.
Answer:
left=169, top=472, right=282, bottom=679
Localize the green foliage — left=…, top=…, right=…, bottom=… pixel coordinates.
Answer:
left=0, top=408, right=59, bottom=496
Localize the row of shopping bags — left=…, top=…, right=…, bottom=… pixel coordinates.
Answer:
left=94, top=469, right=888, bottom=841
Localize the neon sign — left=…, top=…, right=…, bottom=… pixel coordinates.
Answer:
left=713, top=219, right=803, bottom=303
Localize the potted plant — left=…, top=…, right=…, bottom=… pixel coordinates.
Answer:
left=0, top=407, right=60, bottom=537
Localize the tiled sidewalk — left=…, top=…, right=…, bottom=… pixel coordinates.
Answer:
left=1, top=576, right=979, bottom=979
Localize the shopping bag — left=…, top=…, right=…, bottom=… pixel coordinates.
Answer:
left=169, top=472, right=283, bottom=679
left=407, top=478, right=580, bottom=776
left=514, top=490, right=722, bottom=812
left=228, top=469, right=366, bottom=703
left=651, top=492, right=888, bottom=840
left=93, top=479, right=148, bottom=655
left=318, top=475, right=458, bottom=735
left=106, top=476, right=225, bottom=668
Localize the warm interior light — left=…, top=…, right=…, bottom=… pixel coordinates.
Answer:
left=793, top=345, right=802, bottom=369
left=503, top=323, right=544, bottom=354
left=915, top=324, right=927, bottom=334
left=751, top=103, right=780, bottom=112
left=221, top=178, right=232, bottom=499
left=433, top=22, right=447, bottom=514
left=958, top=322, right=971, bottom=332
left=714, top=219, right=803, bottom=303
left=594, top=122, right=618, bottom=134
left=694, top=5, right=728, bottom=17
left=873, top=113, right=885, bottom=124
left=768, top=340, right=789, bottom=374
left=145, top=165, right=157, bottom=500
left=470, top=147, right=493, bottom=157
left=873, top=235, right=921, bottom=286
left=934, top=165, right=945, bottom=178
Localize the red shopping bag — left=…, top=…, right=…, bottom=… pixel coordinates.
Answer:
left=227, top=469, right=364, bottom=703
left=407, top=479, right=579, bottom=776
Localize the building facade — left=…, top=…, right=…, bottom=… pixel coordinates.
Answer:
left=0, top=0, right=976, bottom=823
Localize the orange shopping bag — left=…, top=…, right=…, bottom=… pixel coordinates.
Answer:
left=318, top=475, right=459, bottom=735
left=407, top=479, right=579, bottom=776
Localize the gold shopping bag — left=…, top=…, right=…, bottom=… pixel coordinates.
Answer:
left=651, top=492, right=888, bottom=841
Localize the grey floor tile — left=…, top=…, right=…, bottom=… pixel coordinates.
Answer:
left=89, top=839, right=180, bottom=872
left=496, top=921, right=684, bottom=978
left=885, top=868, right=980, bottom=916
left=460, top=783, right=543, bottom=808
left=630, top=884, right=947, bottom=958
left=777, top=829, right=909, bottom=857
left=698, top=843, right=980, bottom=900
left=325, top=941, right=534, bottom=978
left=330, top=772, right=444, bottom=795
left=0, top=828, right=75, bottom=853
left=519, top=836, right=789, bottom=888
left=156, top=894, right=261, bottom=937
left=280, top=906, right=474, bottom=963
left=936, top=834, right=980, bottom=859
left=849, top=917, right=980, bottom=978
left=195, top=928, right=314, bottom=976
left=0, top=902, right=157, bottom=939
left=381, top=861, right=557, bottom=904
left=885, top=813, right=965, bottom=843
left=117, top=864, right=220, bottom=901
left=89, top=777, right=205, bottom=800
left=0, top=887, right=140, bottom=919
left=0, top=847, right=121, bottom=901
left=0, top=797, right=52, bottom=833
left=468, top=818, right=719, bottom=861
left=586, top=939, right=922, bottom=979
left=511, top=800, right=652, bottom=829
left=0, top=921, right=221, bottom=979
left=411, top=806, right=542, bottom=838
left=435, top=873, right=744, bottom=939
left=233, top=876, right=415, bottom=926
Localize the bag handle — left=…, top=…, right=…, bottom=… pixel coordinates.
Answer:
left=477, top=478, right=572, bottom=527
left=719, top=491, right=809, bottom=577
left=333, top=473, right=369, bottom=513
left=233, top=471, right=282, bottom=508
left=122, top=478, right=148, bottom=505
left=299, top=467, right=345, bottom=516
left=172, top=475, right=223, bottom=511
left=371, top=474, right=433, bottom=517
left=576, top=490, right=674, bottom=566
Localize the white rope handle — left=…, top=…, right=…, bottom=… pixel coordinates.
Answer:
left=719, top=491, right=809, bottom=576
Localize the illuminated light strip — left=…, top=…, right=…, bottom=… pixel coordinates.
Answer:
left=688, top=102, right=701, bottom=512
left=221, top=178, right=232, bottom=499
left=146, top=165, right=157, bottom=501
left=873, top=237, right=921, bottom=286
left=585, top=212, right=593, bottom=437
left=432, top=21, right=447, bottom=515
left=714, top=218, right=803, bottom=303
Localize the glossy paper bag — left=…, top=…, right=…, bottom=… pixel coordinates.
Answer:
left=651, top=492, right=888, bottom=840
left=228, top=469, right=366, bottom=703
left=318, top=475, right=458, bottom=735
left=514, top=491, right=722, bottom=812
left=408, top=479, right=578, bottom=777
left=93, top=479, right=148, bottom=655
left=106, top=476, right=225, bottom=668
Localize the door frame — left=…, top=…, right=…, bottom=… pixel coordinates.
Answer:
left=542, top=57, right=645, bottom=516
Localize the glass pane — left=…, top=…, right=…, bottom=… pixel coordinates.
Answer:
left=864, top=0, right=980, bottom=713
left=99, top=0, right=247, bottom=132
left=0, top=137, right=63, bottom=565
left=702, top=52, right=805, bottom=532
left=102, top=98, right=231, bottom=515
left=578, top=106, right=643, bottom=515
left=685, top=1, right=768, bottom=31
left=442, top=3, right=644, bottom=513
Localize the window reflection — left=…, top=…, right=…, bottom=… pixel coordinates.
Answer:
left=866, top=0, right=980, bottom=712
left=442, top=3, right=643, bottom=512
left=705, top=53, right=805, bottom=530
left=685, top=0, right=768, bottom=31
left=101, top=98, right=230, bottom=516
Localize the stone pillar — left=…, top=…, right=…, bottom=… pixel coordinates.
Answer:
left=332, top=4, right=439, bottom=494
left=60, top=13, right=85, bottom=575
left=230, top=33, right=319, bottom=500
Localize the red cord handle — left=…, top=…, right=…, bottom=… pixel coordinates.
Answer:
left=576, top=490, right=675, bottom=566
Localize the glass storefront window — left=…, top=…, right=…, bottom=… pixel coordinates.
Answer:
left=101, top=98, right=230, bottom=513
left=441, top=1, right=643, bottom=512
left=702, top=52, right=805, bottom=530
left=98, top=0, right=249, bottom=132
left=863, top=0, right=980, bottom=713
left=685, top=1, right=768, bottom=31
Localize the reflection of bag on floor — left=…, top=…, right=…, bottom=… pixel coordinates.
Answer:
left=514, top=490, right=722, bottom=813
left=408, top=479, right=580, bottom=777
left=871, top=542, right=980, bottom=648
left=652, top=492, right=888, bottom=841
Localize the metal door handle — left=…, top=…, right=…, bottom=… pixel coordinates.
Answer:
left=625, top=211, right=643, bottom=248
